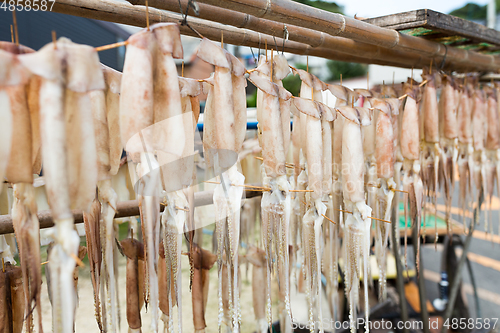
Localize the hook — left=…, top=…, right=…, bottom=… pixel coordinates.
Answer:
left=258, top=33, right=261, bottom=61
left=178, top=0, right=204, bottom=39
left=282, top=24, right=288, bottom=55
left=439, top=45, right=448, bottom=71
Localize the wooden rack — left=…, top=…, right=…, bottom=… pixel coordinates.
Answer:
left=48, top=0, right=500, bottom=72
left=364, top=9, right=500, bottom=54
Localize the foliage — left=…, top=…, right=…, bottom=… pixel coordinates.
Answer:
left=292, top=0, right=343, bottom=14
left=449, top=0, right=500, bottom=20
left=449, top=3, right=487, bottom=20
left=247, top=89, right=257, bottom=108
left=326, top=60, right=367, bottom=81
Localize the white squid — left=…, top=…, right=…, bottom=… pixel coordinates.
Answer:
left=196, top=38, right=246, bottom=333
left=18, top=38, right=105, bottom=333
left=335, top=105, right=372, bottom=333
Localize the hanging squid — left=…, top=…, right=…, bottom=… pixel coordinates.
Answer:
left=251, top=52, right=293, bottom=331
left=438, top=74, right=459, bottom=233
left=190, top=244, right=217, bottom=333
left=457, top=79, right=474, bottom=227
left=19, top=38, right=104, bottom=333
left=121, top=237, right=145, bottom=333
left=196, top=37, right=246, bottom=333
left=484, top=86, right=499, bottom=233
left=335, top=105, right=372, bottom=333
left=420, top=69, right=440, bottom=241
left=248, top=68, right=292, bottom=330
left=246, top=246, right=268, bottom=333
left=89, top=64, right=122, bottom=332
left=293, top=96, right=336, bottom=333
left=369, top=98, right=398, bottom=300
left=400, top=82, right=424, bottom=270
left=471, top=85, right=487, bottom=228
left=1, top=42, right=44, bottom=333
left=324, top=83, right=359, bottom=322
left=83, top=198, right=104, bottom=331
left=120, top=23, right=184, bottom=333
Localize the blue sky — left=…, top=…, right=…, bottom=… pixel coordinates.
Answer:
left=335, top=0, right=489, bottom=18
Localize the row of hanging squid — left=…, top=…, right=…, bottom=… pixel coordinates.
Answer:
left=0, top=20, right=497, bottom=333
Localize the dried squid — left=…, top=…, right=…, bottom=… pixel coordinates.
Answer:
left=1, top=42, right=44, bottom=333
left=251, top=52, right=293, bottom=331
left=120, top=23, right=184, bottom=333
left=335, top=105, right=372, bottom=333
left=190, top=244, right=217, bottom=333
left=484, top=86, right=499, bottom=232
left=0, top=48, right=32, bottom=192
left=324, top=83, right=359, bottom=322
left=400, top=82, right=424, bottom=270
left=89, top=64, right=122, bottom=332
left=246, top=246, right=268, bottom=333
left=438, top=74, right=459, bottom=233
left=369, top=98, right=398, bottom=300
left=420, top=70, right=440, bottom=241
left=471, top=85, right=487, bottom=227
left=457, top=79, right=473, bottom=226
left=293, top=97, right=336, bottom=332
left=121, top=237, right=145, bottom=333
left=19, top=38, right=104, bottom=333
left=196, top=38, right=246, bottom=333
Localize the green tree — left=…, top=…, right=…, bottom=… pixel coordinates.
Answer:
left=449, top=0, right=500, bottom=20
left=292, top=0, right=343, bottom=14
left=449, top=3, right=487, bottom=20
left=326, top=60, right=367, bottom=81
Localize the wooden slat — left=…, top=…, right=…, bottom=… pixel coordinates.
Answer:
left=364, top=9, right=500, bottom=50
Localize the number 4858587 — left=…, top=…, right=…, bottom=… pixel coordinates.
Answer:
left=1, top=0, right=56, bottom=11
left=443, top=318, right=498, bottom=331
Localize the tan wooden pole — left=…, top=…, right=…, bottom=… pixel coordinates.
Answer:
left=126, top=0, right=424, bottom=68
left=49, top=0, right=499, bottom=71
left=49, top=0, right=415, bottom=68
left=193, top=0, right=500, bottom=71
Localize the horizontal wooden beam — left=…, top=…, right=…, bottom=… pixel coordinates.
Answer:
left=0, top=189, right=262, bottom=235
left=194, top=0, right=500, bottom=72
left=49, top=0, right=425, bottom=68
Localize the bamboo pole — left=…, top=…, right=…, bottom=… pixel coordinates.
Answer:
left=194, top=0, right=500, bottom=71
left=47, top=0, right=495, bottom=71
left=0, top=189, right=263, bottom=235
left=48, top=0, right=413, bottom=67
left=126, top=0, right=424, bottom=68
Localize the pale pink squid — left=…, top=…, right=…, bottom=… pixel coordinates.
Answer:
left=471, top=86, right=487, bottom=228
left=400, top=82, right=424, bottom=271
left=438, top=74, right=459, bottom=234
left=293, top=96, right=336, bottom=332
left=248, top=66, right=292, bottom=330
left=1, top=42, right=44, bottom=333
left=89, top=64, right=122, bottom=332
left=484, top=86, right=499, bottom=234
left=335, top=105, right=372, bottom=333
left=369, top=98, right=398, bottom=300
left=457, top=79, right=474, bottom=228
left=420, top=69, right=440, bottom=242
left=120, top=23, right=184, bottom=333
left=196, top=38, right=246, bottom=333
left=19, top=38, right=105, bottom=333
left=253, top=53, right=293, bottom=332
